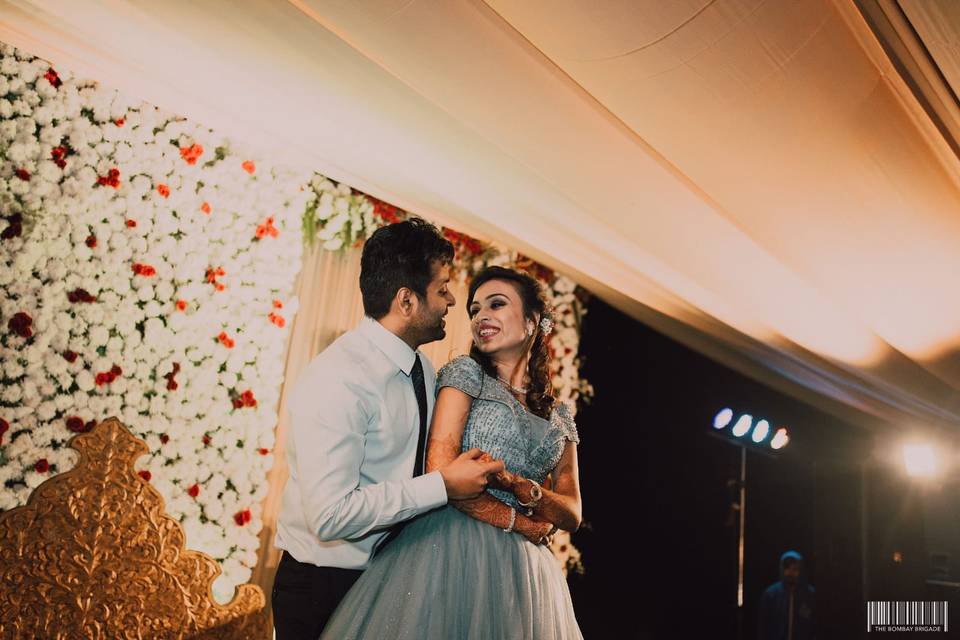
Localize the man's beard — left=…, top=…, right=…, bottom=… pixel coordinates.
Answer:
left=415, top=313, right=446, bottom=344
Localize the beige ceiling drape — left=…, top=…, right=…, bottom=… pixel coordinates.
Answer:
left=2, top=0, right=959, bottom=436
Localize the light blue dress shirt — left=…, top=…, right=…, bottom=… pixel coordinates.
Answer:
left=275, top=316, right=448, bottom=569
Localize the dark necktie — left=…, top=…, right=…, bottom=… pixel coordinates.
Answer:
left=410, top=354, right=428, bottom=477
left=374, top=354, right=429, bottom=556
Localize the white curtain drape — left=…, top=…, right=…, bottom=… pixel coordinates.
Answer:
left=250, top=246, right=472, bottom=598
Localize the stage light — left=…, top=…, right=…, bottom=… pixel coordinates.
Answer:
left=713, top=408, right=734, bottom=430
left=731, top=414, right=753, bottom=437
left=770, top=428, right=789, bottom=450
left=751, top=419, right=770, bottom=443
left=902, top=442, right=940, bottom=478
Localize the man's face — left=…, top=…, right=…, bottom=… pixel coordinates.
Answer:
left=410, top=261, right=455, bottom=345
left=783, top=562, right=800, bottom=586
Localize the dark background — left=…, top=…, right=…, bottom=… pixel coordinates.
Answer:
left=567, top=296, right=957, bottom=639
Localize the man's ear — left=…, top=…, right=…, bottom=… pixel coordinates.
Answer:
left=394, top=287, right=417, bottom=318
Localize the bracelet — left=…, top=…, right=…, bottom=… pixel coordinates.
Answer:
left=516, top=479, right=543, bottom=509
left=502, top=507, right=517, bottom=533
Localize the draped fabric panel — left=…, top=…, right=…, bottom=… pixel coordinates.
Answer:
left=251, top=246, right=473, bottom=598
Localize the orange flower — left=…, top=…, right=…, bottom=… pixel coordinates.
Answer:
left=157, top=184, right=170, bottom=198
left=201, top=202, right=211, bottom=214
left=179, top=143, right=204, bottom=165
left=242, top=160, right=255, bottom=175
left=176, top=300, right=187, bottom=311
left=272, top=300, right=283, bottom=309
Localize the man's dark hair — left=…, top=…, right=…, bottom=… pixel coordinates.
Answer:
left=359, top=217, right=454, bottom=319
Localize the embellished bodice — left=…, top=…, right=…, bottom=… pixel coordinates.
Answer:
left=435, top=355, right=580, bottom=509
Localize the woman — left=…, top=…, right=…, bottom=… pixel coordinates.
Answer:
left=320, top=266, right=583, bottom=639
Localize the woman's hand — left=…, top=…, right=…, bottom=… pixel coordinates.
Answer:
left=478, top=452, right=517, bottom=491
left=517, top=519, right=554, bottom=546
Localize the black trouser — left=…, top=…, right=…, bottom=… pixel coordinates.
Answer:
left=271, top=551, right=363, bottom=640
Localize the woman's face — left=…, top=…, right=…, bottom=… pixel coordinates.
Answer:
left=469, top=279, right=532, bottom=356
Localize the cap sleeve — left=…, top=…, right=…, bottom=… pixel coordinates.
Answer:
left=436, top=355, right=484, bottom=398
left=550, top=401, right=580, bottom=445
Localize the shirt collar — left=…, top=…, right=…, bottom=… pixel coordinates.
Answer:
left=358, top=316, right=418, bottom=375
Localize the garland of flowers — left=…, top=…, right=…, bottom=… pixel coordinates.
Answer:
left=0, top=43, right=309, bottom=597
left=302, top=185, right=595, bottom=409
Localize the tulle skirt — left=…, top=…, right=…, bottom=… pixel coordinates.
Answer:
left=320, top=505, right=583, bottom=640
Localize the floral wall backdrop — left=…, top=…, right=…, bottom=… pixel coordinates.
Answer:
left=0, top=40, right=593, bottom=592
left=0, top=43, right=309, bottom=597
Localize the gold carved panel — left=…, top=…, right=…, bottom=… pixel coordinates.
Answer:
left=0, top=417, right=270, bottom=639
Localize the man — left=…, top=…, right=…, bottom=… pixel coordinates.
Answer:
left=271, top=218, right=505, bottom=639
left=759, top=550, right=816, bottom=640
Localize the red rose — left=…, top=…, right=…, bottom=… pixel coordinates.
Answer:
left=44, top=68, right=61, bottom=88
left=233, top=509, right=252, bottom=526
left=97, top=168, right=120, bottom=188
left=1, top=213, right=23, bottom=240
left=166, top=379, right=178, bottom=391
left=85, top=235, right=97, bottom=248
left=8, top=312, right=33, bottom=338
left=95, top=373, right=107, bottom=386
left=160, top=434, right=169, bottom=444
left=232, top=398, right=244, bottom=410
left=51, top=146, right=69, bottom=169
left=273, top=300, right=283, bottom=309
left=63, top=350, right=78, bottom=363
left=66, top=416, right=87, bottom=433
left=68, top=289, right=96, bottom=303
left=0, top=418, right=9, bottom=445
left=115, top=118, right=125, bottom=127
left=138, top=470, right=152, bottom=482
left=202, top=435, right=211, bottom=446
left=242, top=160, right=255, bottom=175
left=258, top=448, right=269, bottom=455
left=157, top=184, right=170, bottom=198
left=187, top=484, right=200, bottom=498
left=35, top=459, right=50, bottom=473
left=111, top=365, right=122, bottom=376
left=125, top=219, right=137, bottom=228
left=14, top=168, right=29, bottom=181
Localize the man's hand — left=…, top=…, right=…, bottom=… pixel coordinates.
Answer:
left=440, top=448, right=505, bottom=499
left=477, top=452, right=517, bottom=491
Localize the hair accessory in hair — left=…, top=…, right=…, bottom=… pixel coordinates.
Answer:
left=539, top=315, right=554, bottom=336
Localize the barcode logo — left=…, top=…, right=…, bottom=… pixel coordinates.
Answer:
left=867, top=601, right=948, bottom=632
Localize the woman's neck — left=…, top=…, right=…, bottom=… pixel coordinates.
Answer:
left=491, top=351, right=530, bottom=389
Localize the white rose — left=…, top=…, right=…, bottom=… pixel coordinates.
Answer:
left=76, top=370, right=95, bottom=392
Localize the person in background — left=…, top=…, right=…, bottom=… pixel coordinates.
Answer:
left=759, top=550, right=816, bottom=640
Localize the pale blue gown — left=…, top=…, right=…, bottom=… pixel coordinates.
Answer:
left=319, top=355, right=583, bottom=640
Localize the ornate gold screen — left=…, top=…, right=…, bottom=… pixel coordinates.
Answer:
left=0, top=418, right=270, bottom=639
